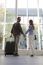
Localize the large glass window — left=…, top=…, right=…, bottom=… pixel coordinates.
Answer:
left=40, top=18, right=43, bottom=49
left=6, top=0, right=15, bottom=23
left=39, top=0, right=43, bottom=49
left=0, top=0, right=5, bottom=49
left=6, top=9, right=15, bottom=23
left=28, top=0, right=37, bottom=8
left=5, top=24, right=13, bottom=39
left=17, top=0, right=27, bottom=8
left=0, top=0, right=43, bottom=51
left=0, top=24, right=3, bottom=49
left=0, top=0, right=5, bottom=8
left=6, top=0, right=15, bottom=8
left=39, top=0, right=43, bottom=9
left=0, top=8, right=5, bottom=22
left=0, top=0, right=5, bottom=22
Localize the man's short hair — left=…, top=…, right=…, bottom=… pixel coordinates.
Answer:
left=17, top=17, right=21, bottom=20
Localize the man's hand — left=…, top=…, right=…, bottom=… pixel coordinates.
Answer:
left=10, top=34, right=12, bottom=37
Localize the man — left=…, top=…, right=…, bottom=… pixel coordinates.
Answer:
left=11, top=17, right=25, bottom=56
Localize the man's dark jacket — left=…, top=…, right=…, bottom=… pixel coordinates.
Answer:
left=11, top=22, right=24, bottom=36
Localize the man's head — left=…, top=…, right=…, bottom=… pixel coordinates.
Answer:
left=17, top=17, right=21, bottom=22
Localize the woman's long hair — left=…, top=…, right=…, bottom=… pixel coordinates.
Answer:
left=29, top=19, right=35, bottom=30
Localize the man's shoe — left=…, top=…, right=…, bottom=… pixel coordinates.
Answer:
left=30, top=55, right=34, bottom=57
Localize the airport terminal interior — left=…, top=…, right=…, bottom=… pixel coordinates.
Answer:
left=0, top=0, right=43, bottom=65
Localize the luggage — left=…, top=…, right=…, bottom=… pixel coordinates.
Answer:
left=5, top=36, right=15, bottom=56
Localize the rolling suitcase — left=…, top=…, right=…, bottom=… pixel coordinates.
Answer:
left=5, top=36, right=15, bottom=56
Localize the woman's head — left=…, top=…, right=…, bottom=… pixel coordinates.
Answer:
left=29, top=19, right=34, bottom=30
left=29, top=19, right=33, bottom=25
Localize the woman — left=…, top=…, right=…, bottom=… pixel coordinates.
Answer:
left=25, top=19, right=35, bottom=57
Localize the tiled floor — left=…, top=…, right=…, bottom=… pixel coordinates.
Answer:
left=0, top=55, right=43, bottom=65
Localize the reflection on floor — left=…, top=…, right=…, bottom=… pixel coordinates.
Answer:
left=0, top=55, right=43, bottom=65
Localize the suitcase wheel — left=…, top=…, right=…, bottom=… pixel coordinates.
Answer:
left=5, top=53, right=6, bottom=56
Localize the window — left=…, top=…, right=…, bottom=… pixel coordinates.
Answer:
left=0, top=0, right=43, bottom=50
left=39, top=0, right=43, bottom=9
left=17, top=0, right=27, bottom=8
left=28, top=0, right=37, bottom=8
left=0, top=0, right=5, bottom=49
left=0, top=0, right=5, bottom=8
left=6, top=0, right=15, bottom=8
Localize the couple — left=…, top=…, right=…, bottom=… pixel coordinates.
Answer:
left=11, top=17, right=35, bottom=57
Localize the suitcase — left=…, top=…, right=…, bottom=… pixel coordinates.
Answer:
left=5, top=37, right=15, bottom=56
